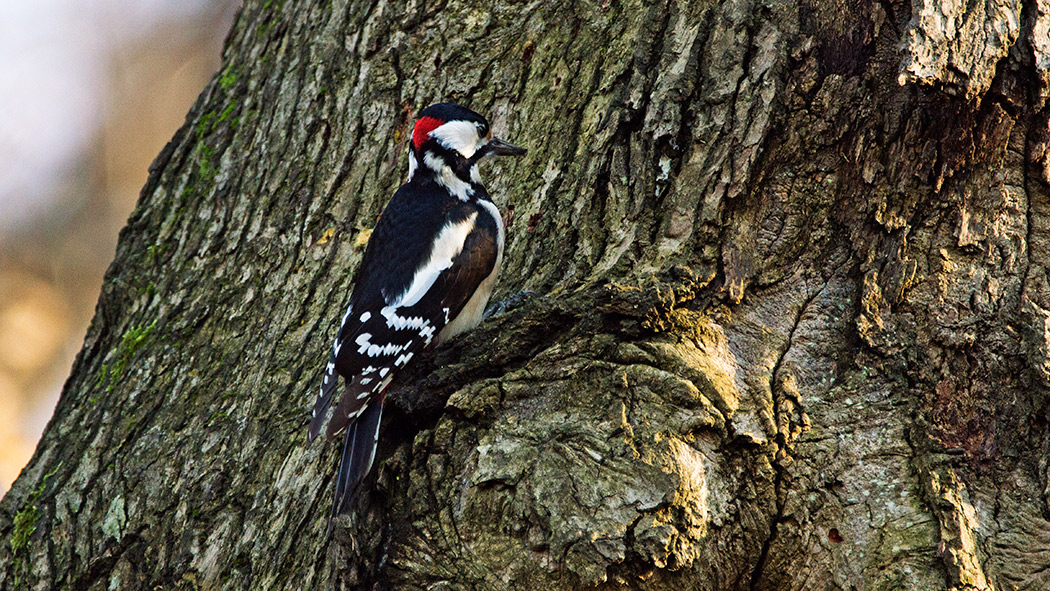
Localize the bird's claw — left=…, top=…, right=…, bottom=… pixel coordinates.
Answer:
left=484, top=290, right=536, bottom=319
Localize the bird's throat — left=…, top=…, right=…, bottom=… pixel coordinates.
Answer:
left=420, top=151, right=478, bottom=201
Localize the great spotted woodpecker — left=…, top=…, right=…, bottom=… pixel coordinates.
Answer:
left=308, top=103, right=526, bottom=521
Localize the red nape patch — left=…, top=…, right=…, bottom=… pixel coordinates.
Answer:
left=412, top=116, right=444, bottom=150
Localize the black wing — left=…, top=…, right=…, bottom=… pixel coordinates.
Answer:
left=308, top=189, right=499, bottom=517
left=307, top=180, right=448, bottom=442
left=322, top=206, right=499, bottom=438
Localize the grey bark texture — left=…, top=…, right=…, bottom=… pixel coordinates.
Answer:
left=3, top=0, right=1050, bottom=589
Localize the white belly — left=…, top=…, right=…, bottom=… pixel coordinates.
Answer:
left=436, top=261, right=500, bottom=343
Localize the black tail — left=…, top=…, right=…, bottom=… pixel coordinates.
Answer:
left=328, top=397, right=385, bottom=529
left=307, top=355, right=340, bottom=444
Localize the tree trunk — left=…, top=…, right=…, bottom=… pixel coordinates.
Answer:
left=4, top=0, right=1050, bottom=589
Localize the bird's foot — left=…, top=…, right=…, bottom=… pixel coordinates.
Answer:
left=484, top=290, right=536, bottom=319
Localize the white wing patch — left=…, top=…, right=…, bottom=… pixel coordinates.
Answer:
left=476, top=199, right=505, bottom=253
left=374, top=212, right=478, bottom=346
left=392, top=212, right=478, bottom=307
left=438, top=199, right=505, bottom=344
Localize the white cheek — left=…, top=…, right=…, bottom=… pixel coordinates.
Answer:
left=430, top=121, right=481, bottom=158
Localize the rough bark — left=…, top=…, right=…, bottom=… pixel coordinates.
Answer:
left=3, top=0, right=1050, bottom=589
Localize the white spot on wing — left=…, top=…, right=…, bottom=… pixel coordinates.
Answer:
left=357, top=332, right=411, bottom=358
left=421, top=324, right=436, bottom=344
left=380, top=307, right=428, bottom=331
left=360, top=311, right=371, bottom=322
left=356, top=333, right=373, bottom=354
left=348, top=403, right=367, bottom=419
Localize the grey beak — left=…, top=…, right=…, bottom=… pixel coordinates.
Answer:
left=487, top=137, right=527, bottom=157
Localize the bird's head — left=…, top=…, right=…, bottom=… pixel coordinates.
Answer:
left=407, top=103, right=526, bottom=191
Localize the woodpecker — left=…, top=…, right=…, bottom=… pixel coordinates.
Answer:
left=308, top=103, right=526, bottom=522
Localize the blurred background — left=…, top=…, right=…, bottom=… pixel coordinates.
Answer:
left=0, top=0, right=239, bottom=496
